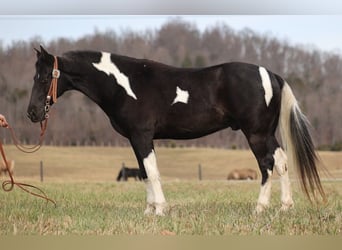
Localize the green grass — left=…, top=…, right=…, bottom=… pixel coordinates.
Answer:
left=0, top=181, right=341, bottom=235
left=1, top=146, right=341, bottom=235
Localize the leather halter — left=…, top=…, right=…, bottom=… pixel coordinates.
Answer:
left=45, top=56, right=59, bottom=118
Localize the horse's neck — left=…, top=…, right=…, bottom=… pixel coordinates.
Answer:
left=61, top=55, right=131, bottom=118
left=61, top=57, right=105, bottom=104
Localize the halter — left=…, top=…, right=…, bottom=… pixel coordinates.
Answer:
left=45, top=56, right=59, bottom=119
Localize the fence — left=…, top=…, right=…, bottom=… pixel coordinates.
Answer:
left=37, top=161, right=206, bottom=182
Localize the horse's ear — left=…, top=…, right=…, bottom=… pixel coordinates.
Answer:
left=34, top=47, right=41, bottom=58
left=39, top=45, right=49, bottom=57
left=38, top=45, right=54, bottom=62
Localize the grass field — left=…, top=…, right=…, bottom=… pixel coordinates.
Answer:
left=2, top=145, right=342, bottom=182
left=0, top=146, right=341, bottom=235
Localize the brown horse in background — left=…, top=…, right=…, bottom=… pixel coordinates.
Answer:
left=227, top=168, right=257, bottom=180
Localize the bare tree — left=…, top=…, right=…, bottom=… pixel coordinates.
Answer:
left=0, top=19, right=340, bottom=150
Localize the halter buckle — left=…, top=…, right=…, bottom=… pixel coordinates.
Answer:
left=52, top=69, right=60, bottom=79
left=45, top=96, right=51, bottom=116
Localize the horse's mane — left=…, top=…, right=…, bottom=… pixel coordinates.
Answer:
left=61, top=50, right=211, bottom=71
left=63, top=50, right=99, bottom=60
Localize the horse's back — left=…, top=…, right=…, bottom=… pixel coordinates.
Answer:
left=155, top=62, right=284, bottom=138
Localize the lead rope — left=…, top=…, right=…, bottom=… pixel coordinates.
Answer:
left=0, top=124, right=56, bottom=207
left=0, top=56, right=59, bottom=206
left=6, top=120, right=48, bottom=153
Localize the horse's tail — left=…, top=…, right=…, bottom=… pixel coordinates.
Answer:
left=279, top=82, right=326, bottom=202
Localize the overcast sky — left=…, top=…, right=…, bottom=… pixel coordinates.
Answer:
left=1, top=0, right=342, bottom=15
left=1, top=15, right=342, bottom=54
left=1, top=1, right=342, bottom=54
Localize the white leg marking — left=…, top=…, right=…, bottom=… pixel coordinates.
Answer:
left=273, top=147, right=287, bottom=176
left=279, top=172, right=294, bottom=211
left=255, top=169, right=272, bottom=213
left=144, top=180, right=155, bottom=215
left=92, top=52, right=137, bottom=100
left=273, top=147, right=294, bottom=210
left=172, top=86, right=189, bottom=105
left=259, top=67, right=273, bottom=106
left=143, top=150, right=166, bottom=216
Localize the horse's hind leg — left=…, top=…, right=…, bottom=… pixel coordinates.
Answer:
left=273, top=147, right=294, bottom=211
left=130, top=134, right=166, bottom=216
left=247, top=134, right=293, bottom=213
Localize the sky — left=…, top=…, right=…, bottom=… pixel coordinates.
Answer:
left=1, top=0, right=342, bottom=54
left=1, top=0, right=342, bottom=15
left=1, top=15, right=342, bottom=54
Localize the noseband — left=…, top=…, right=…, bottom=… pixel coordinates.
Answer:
left=45, top=56, right=59, bottom=119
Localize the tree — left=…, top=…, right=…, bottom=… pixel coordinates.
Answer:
left=0, top=19, right=340, bottom=149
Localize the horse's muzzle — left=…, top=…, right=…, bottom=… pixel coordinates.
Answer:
left=27, top=108, right=45, bottom=123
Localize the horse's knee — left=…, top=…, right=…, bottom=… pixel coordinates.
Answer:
left=259, top=155, right=274, bottom=185
left=260, top=168, right=273, bottom=184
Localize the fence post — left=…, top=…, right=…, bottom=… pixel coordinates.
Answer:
left=198, top=164, right=202, bottom=181
left=40, top=161, right=43, bottom=182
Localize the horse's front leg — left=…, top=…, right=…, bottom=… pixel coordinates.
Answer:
left=130, top=134, right=167, bottom=216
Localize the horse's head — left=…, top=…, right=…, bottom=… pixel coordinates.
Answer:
left=27, top=45, right=59, bottom=122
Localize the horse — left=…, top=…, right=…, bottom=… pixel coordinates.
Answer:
left=227, top=168, right=257, bottom=180
left=27, top=45, right=325, bottom=215
left=116, top=166, right=143, bottom=181
left=0, top=159, right=15, bottom=177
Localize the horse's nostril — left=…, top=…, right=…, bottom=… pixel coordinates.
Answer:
left=27, top=110, right=36, bottom=121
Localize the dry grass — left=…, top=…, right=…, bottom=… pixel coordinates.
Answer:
left=0, top=181, right=341, bottom=235
left=1, top=145, right=341, bottom=182
left=0, top=145, right=341, bottom=235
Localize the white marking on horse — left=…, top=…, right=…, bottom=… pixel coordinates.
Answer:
left=143, top=150, right=166, bottom=215
left=259, top=67, right=273, bottom=106
left=144, top=180, right=155, bottom=215
left=255, top=169, right=273, bottom=213
left=92, top=52, right=137, bottom=100
left=172, top=86, right=189, bottom=105
left=273, top=147, right=287, bottom=176
left=273, top=147, right=294, bottom=210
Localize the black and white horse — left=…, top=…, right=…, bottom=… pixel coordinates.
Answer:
left=27, top=46, right=325, bottom=215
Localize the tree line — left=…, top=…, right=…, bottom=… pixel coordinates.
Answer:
left=0, top=18, right=341, bottom=150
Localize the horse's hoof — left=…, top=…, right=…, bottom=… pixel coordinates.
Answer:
left=280, top=201, right=294, bottom=211
left=144, top=203, right=155, bottom=216
left=143, top=203, right=167, bottom=216
left=155, top=203, right=167, bottom=216
left=254, top=203, right=268, bottom=214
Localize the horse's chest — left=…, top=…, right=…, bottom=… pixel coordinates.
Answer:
left=109, top=117, right=129, bottom=138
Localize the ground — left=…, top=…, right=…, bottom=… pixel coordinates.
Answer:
left=0, top=146, right=341, bottom=235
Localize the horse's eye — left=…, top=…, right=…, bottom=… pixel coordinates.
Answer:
left=40, top=78, right=49, bottom=84
left=35, top=74, right=48, bottom=84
